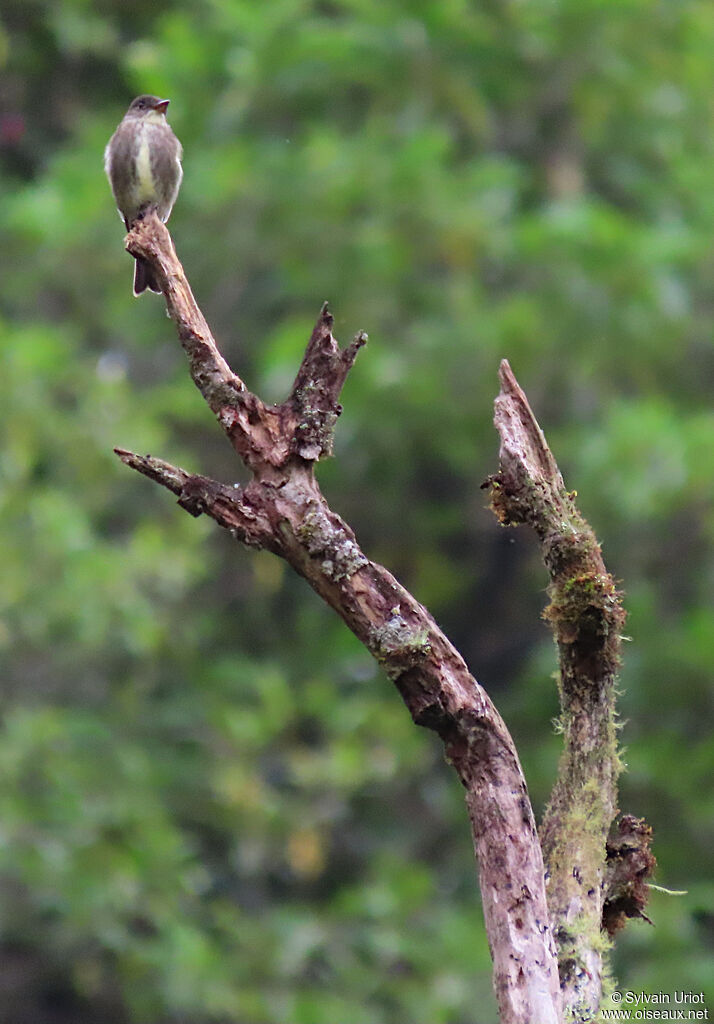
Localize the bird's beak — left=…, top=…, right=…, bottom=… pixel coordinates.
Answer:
left=153, top=99, right=170, bottom=114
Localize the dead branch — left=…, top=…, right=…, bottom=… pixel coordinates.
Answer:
left=487, top=361, right=631, bottom=1020
left=117, top=212, right=562, bottom=1024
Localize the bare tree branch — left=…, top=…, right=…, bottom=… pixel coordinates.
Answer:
left=288, top=302, right=367, bottom=460
left=487, top=359, right=629, bottom=1020
left=117, top=212, right=562, bottom=1024
left=113, top=449, right=276, bottom=547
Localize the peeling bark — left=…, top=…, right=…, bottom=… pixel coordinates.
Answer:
left=603, top=816, right=656, bottom=937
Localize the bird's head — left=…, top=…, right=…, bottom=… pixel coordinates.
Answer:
left=126, top=95, right=170, bottom=121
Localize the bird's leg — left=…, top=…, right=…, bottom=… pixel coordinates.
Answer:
left=132, top=201, right=161, bottom=225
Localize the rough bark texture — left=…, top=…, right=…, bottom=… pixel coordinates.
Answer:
left=487, top=361, right=628, bottom=1021
left=602, top=815, right=656, bottom=938
left=117, top=212, right=562, bottom=1024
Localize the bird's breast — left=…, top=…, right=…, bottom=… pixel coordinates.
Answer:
left=135, top=128, right=156, bottom=203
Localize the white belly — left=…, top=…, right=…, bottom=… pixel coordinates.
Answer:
left=135, top=132, right=156, bottom=204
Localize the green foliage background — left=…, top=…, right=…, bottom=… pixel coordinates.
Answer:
left=1, top=1, right=713, bottom=1020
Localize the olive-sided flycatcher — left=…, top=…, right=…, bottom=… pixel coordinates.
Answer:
left=104, top=95, right=183, bottom=296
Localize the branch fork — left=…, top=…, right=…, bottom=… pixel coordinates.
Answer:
left=116, top=212, right=650, bottom=1024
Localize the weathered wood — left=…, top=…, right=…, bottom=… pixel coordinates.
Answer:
left=117, top=212, right=563, bottom=1023
left=489, top=360, right=628, bottom=1020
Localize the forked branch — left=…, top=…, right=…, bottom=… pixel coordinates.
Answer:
left=118, top=213, right=655, bottom=1023
left=117, top=212, right=562, bottom=1024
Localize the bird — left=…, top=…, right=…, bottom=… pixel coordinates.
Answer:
left=104, top=95, right=183, bottom=296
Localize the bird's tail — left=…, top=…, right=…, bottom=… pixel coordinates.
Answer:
left=133, top=256, right=161, bottom=296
